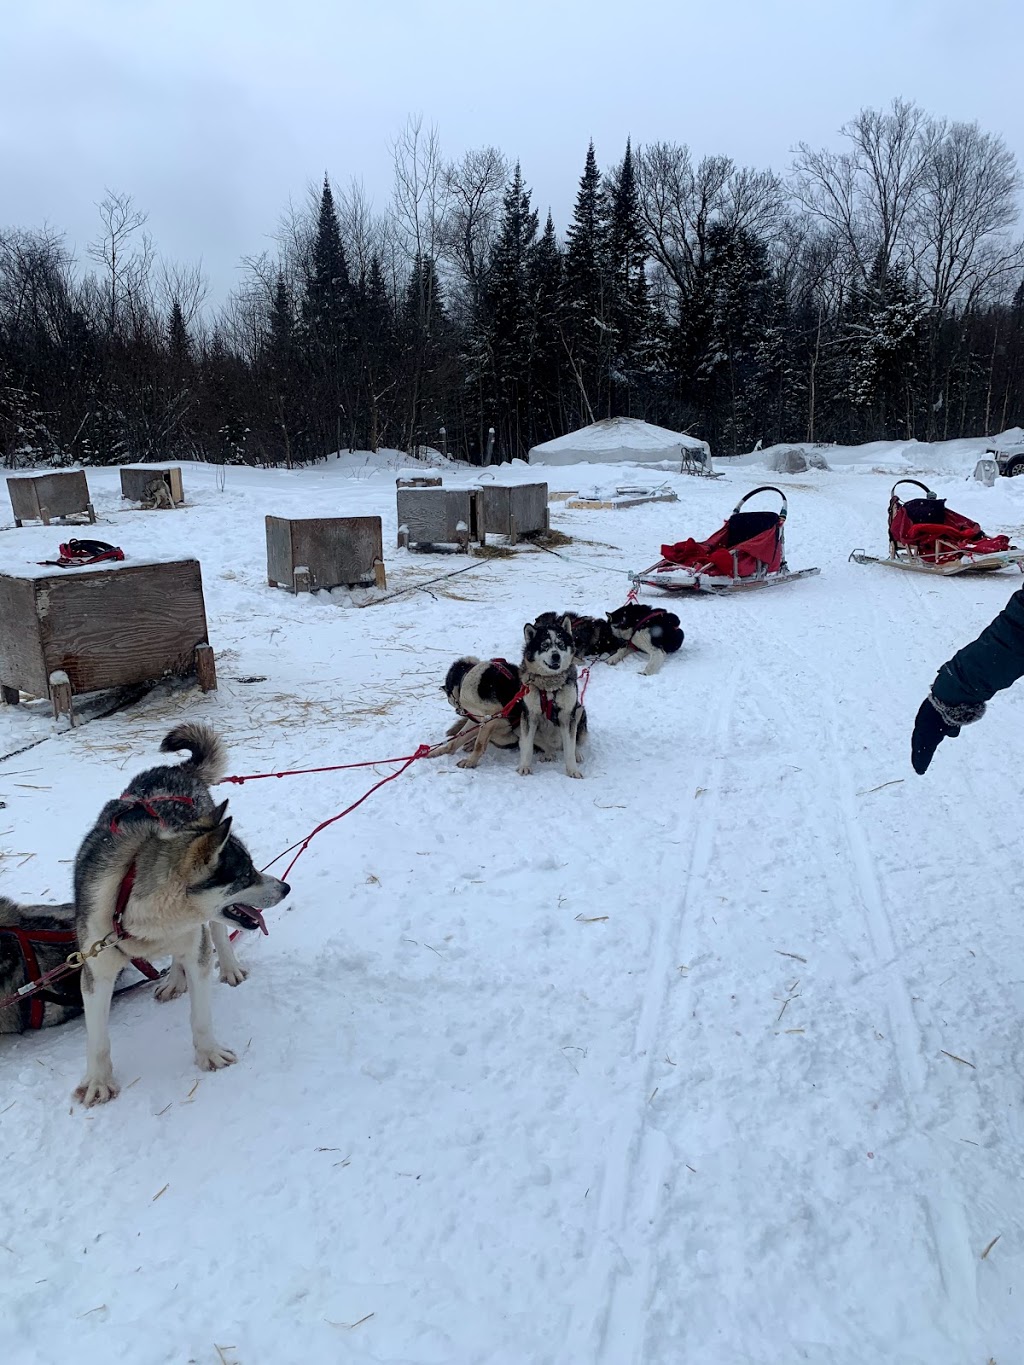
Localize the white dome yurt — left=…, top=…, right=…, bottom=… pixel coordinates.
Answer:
left=528, top=417, right=709, bottom=467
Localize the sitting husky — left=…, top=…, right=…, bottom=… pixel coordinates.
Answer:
left=518, top=617, right=587, bottom=779
left=531, top=610, right=619, bottom=663
left=72, top=723, right=290, bottom=1106
left=433, top=655, right=526, bottom=768
left=606, top=602, right=685, bottom=676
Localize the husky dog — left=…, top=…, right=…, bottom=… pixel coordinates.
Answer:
left=532, top=610, right=620, bottom=663
left=0, top=895, right=82, bottom=1034
left=432, top=655, right=526, bottom=768
left=72, top=723, right=290, bottom=1107
left=518, top=617, right=587, bottom=779
left=606, top=602, right=685, bottom=676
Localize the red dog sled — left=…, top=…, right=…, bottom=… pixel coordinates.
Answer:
left=850, top=480, right=1024, bottom=576
left=631, top=486, right=821, bottom=594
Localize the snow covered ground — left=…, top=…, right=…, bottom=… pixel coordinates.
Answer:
left=2, top=439, right=1024, bottom=1364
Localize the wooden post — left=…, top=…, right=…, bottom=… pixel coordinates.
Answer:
left=373, top=558, right=387, bottom=590
left=87, top=503, right=96, bottom=523
left=1, top=684, right=19, bottom=705
left=398, top=525, right=410, bottom=549
left=48, top=670, right=75, bottom=726
left=194, top=643, right=217, bottom=693
left=293, top=566, right=311, bottom=594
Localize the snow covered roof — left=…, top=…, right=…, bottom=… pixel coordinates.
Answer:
left=528, top=417, right=709, bottom=467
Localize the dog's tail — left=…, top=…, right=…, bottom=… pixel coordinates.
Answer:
left=0, top=894, right=75, bottom=929
left=160, top=724, right=227, bottom=785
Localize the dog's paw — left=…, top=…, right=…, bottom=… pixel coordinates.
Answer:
left=74, top=1076, right=120, bottom=1107
left=456, top=755, right=480, bottom=769
left=154, top=963, right=188, bottom=1002
left=219, top=964, right=249, bottom=987
left=517, top=764, right=533, bottom=777
left=565, top=767, right=584, bottom=780
left=196, top=1044, right=238, bottom=1072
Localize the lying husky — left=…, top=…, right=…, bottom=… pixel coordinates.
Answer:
left=532, top=610, right=619, bottom=662
left=432, top=655, right=525, bottom=768
left=0, top=896, right=84, bottom=1034
left=606, top=602, right=685, bottom=676
left=72, top=723, right=290, bottom=1106
left=519, top=617, right=587, bottom=779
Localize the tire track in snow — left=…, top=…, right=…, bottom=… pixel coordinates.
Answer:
left=739, top=593, right=979, bottom=1321
left=561, top=667, right=744, bottom=1365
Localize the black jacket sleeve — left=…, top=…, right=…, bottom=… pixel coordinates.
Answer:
left=932, top=585, right=1024, bottom=710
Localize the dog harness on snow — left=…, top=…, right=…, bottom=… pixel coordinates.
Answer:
left=0, top=923, right=84, bottom=1030
left=38, top=539, right=125, bottom=568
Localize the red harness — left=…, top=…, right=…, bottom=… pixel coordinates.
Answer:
left=107, top=794, right=195, bottom=981
left=0, top=925, right=84, bottom=1030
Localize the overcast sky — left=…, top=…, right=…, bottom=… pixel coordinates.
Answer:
left=2, top=0, right=1021, bottom=304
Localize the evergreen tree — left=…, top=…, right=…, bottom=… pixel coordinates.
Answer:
left=845, top=251, right=925, bottom=438
left=606, top=139, right=653, bottom=411
left=485, top=163, right=539, bottom=458
left=561, top=142, right=611, bottom=422
left=529, top=211, right=565, bottom=444
left=301, top=174, right=353, bottom=454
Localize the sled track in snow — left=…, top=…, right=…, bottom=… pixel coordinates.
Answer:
left=561, top=667, right=745, bottom=1365
left=738, top=595, right=980, bottom=1323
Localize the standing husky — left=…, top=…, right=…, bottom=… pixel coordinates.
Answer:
left=73, top=723, right=290, bottom=1106
left=518, top=617, right=587, bottom=779
left=606, top=602, right=685, bottom=675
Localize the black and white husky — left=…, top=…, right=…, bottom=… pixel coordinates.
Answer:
left=532, top=610, right=620, bottom=662
left=71, top=724, right=290, bottom=1106
left=518, top=617, right=587, bottom=779
left=606, top=602, right=685, bottom=676
left=433, top=655, right=525, bottom=768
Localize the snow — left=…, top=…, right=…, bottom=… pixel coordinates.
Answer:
left=529, top=416, right=709, bottom=466
left=3, top=439, right=1024, bottom=1363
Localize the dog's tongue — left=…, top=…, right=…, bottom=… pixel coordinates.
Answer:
left=225, top=904, right=269, bottom=935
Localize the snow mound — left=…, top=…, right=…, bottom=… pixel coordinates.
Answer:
left=766, top=447, right=831, bottom=473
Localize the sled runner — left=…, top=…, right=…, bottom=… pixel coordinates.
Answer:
left=849, top=479, right=1024, bottom=576
left=630, top=486, right=820, bottom=594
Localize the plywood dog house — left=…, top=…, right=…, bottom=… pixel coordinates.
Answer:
left=266, top=516, right=386, bottom=592
left=7, top=471, right=95, bottom=527
left=480, top=483, right=549, bottom=542
left=0, top=557, right=216, bottom=724
left=396, top=486, right=486, bottom=552
left=119, top=465, right=185, bottom=507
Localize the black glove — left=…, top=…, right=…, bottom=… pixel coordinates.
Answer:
left=911, top=697, right=961, bottom=774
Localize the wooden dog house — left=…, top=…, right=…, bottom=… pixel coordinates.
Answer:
left=480, top=483, right=549, bottom=542
left=266, top=515, right=386, bottom=592
left=0, top=558, right=215, bottom=724
left=119, top=465, right=185, bottom=507
left=7, top=471, right=95, bottom=527
left=396, top=486, right=486, bottom=552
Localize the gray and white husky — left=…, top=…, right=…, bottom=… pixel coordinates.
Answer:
left=518, top=618, right=587, bottom=779
left=72, top=723, right=290, bottom=1106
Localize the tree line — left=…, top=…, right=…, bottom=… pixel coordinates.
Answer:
left=2, top=99, right=1023, bottom=469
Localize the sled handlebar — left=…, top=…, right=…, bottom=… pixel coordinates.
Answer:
left=732, top=485, right=788, bottom=522
left=890, top=479, right=937, bottom=501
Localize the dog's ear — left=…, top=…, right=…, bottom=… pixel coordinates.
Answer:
left=560, top=614, right=574, bottom=637
left=524, top=622, right=536, bottom=642
left=190, top=798, right=230, bottom=832
left=185, top=816, right=233, bottom=873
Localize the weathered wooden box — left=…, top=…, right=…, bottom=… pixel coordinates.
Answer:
left=266, top=515, right=386, bottom=592
left=119, top=465, right=185, bottom=506
left=396, top=487, right=485, bottom=552
left=0, top=558, right=216, bottom=721
left=481, top=483, right=549, bottom=542
left=7, top=471, right=95, bottom=527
